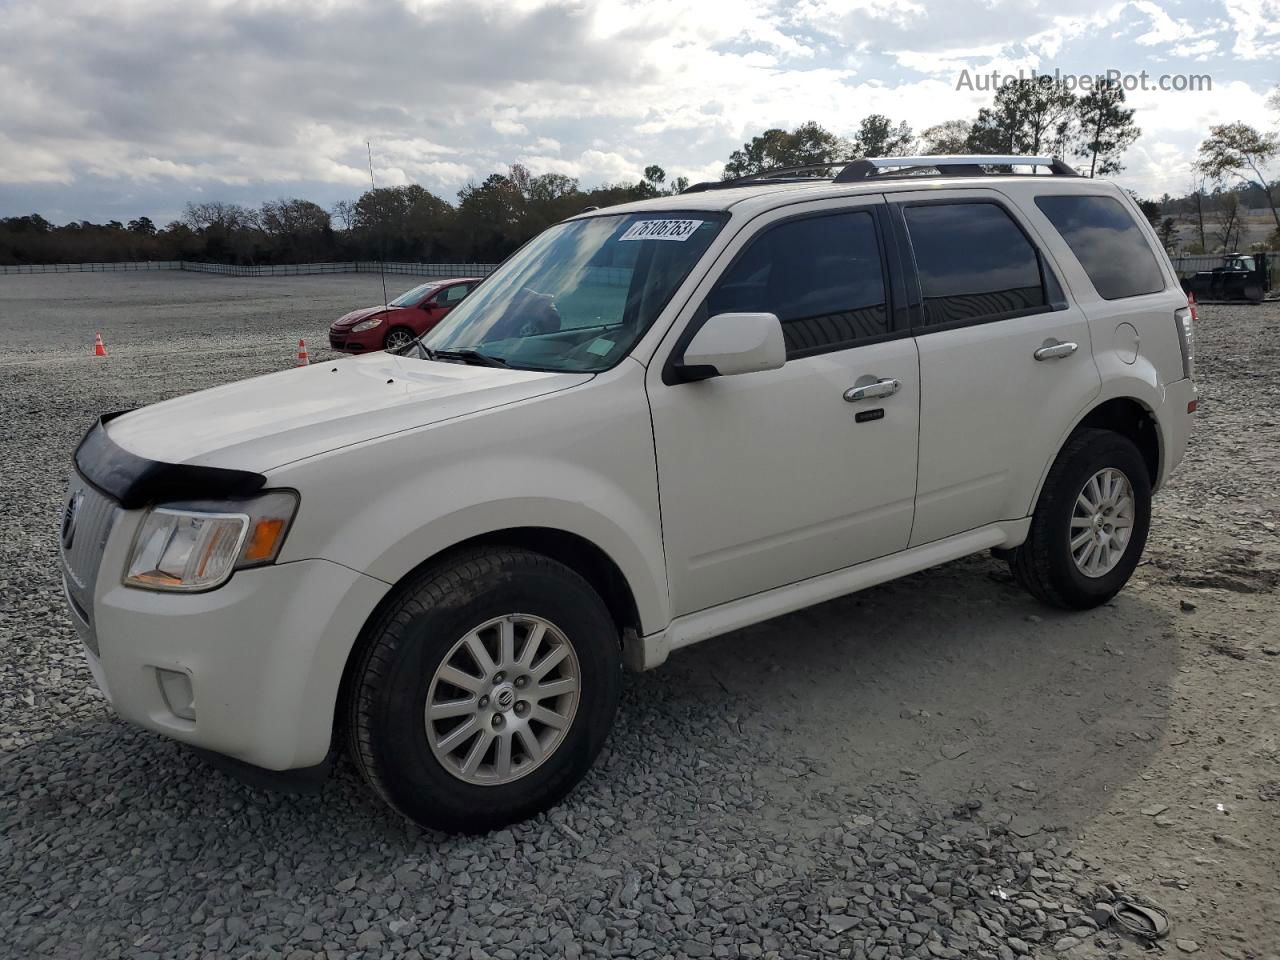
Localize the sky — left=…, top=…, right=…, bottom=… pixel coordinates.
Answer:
left=0, top=0, right=1276, bottom=226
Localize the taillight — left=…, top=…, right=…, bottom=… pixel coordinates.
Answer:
left=1175, top=299, right=1195, bottom=381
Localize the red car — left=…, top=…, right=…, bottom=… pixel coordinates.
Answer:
left=328, top=277, right=481, bottom=353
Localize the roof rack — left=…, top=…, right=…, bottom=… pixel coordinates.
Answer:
left=682, top=155, right=1079, bottom=193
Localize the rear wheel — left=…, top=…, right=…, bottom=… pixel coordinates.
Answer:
left=383, top=326, right=415, bottom=353
left=346, top=547, right=622, bottom=833
left=1010, top=428, right=1151, bottom=609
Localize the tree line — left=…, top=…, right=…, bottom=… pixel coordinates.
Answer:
left=2, top=78, right=1276, bottom=266
left=0, top=165, right=681, bottom=267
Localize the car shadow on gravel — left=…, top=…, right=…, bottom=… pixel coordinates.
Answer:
left=660, top=551, right=1179, bottom=832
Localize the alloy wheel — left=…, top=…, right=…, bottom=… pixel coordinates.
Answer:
left=1070, top=467, right=1135, bottom=577
left=425, top=614, right=581, bottom=785
left=384, top=329, right=414, bottom=352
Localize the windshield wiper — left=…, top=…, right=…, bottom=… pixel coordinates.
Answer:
left=426, top=348, right=508, bottom=367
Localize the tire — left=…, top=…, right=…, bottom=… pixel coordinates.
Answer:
left=1010, top=428, right=1151, bottom=610
left=346, top=546, right=622, bottom=833
left=383, top=326, right=415, bottom=353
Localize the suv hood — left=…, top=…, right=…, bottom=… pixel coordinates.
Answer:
left=105, top=353, right=591, bottom=474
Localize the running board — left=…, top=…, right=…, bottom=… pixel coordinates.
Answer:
left=625, top=519, right=1030, bottom=671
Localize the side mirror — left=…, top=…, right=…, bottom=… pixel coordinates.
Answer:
left=675, top=312, right=785, bottom=381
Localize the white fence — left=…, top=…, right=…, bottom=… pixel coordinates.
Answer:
left=0, top=260, right=497, bottom=277
left=0, top=260, right=183, bottom=274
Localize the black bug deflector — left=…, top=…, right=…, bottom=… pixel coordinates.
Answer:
left=74, top=412, right=267, bottom=509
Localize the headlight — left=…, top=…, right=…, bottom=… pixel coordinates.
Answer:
left=352, top=316, right=383, bottom=332
left=124, top=490, right=299, bottom=592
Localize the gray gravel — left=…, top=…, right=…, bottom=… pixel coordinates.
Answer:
left=3, top=273, right=1278, bottom=959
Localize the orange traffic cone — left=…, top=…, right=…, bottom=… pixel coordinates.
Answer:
left=93, top=332, right=107, bottom=357
left=295, top=338, right=309, bottom=367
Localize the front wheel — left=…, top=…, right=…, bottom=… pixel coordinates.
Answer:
left=1010, top=428, right=1152, bottom=610
left=383, top=327, right=416, bottom=353
left=346, top=547, right=622, bottom=833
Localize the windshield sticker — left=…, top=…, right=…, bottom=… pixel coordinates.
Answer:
left=618, top=219, right=704, bottom=242
left=585, top=338, right=615, bottom=356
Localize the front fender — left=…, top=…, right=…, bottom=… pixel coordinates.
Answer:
left=365, top=488, right=667, bottom=635
left=270, top=368, right=668, bottom=634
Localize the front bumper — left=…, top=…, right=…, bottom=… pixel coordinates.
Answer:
left=85, top=552, right=389, bottom=771
left=329, top=326, right=378, bottom=352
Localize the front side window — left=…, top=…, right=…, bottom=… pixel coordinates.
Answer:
left=423, top=213, right=724, bottom=371
left=1035, top=195, right=1165, bottom=300
left=705, top=210, right=889, bottom=357
left=903, top=202, right=1046, bottom=327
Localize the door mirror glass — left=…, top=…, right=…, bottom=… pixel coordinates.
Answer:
left=676, top=312, right=785, bottom=381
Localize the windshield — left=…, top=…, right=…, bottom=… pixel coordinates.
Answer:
left=420, top=212, right=725, bottom=371
left=389, top=281, right=441, bottom=307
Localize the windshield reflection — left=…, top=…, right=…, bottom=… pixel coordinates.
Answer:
left=420, top=213, right=724, bottom=372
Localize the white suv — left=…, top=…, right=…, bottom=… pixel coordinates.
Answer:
left=61, top=156, right=1196, bottom=832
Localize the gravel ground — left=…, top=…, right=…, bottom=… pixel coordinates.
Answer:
left=1, top=273, right=1277, bottom=960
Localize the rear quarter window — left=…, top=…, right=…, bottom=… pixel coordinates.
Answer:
left=1034, top=195, right=1165, bottom=300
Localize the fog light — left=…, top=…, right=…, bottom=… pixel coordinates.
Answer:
left=156, top=668, right=196, bottom=721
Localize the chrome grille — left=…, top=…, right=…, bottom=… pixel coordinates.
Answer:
left=59, top=475, right=118, bottom=655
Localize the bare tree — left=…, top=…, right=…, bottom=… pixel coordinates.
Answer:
left=331, top=200, right=355, bottom=232
left=1185, top=175, right=1208, bottom=252
left=1195, top=122, right=1280, bottom=232
left=1211, top=191, right=1241, bottom=252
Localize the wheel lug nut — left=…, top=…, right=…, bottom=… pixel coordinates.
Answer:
left=515, top=701, right=528, bottom=715
left=493, top=672, right=505, bottom=683
left=492, top=714, right=504, bottom=729
left=478, top=695, right=489, bottom=708
left=514, top=676, right=527, bottom=688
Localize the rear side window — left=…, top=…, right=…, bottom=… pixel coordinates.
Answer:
left=1035, top=195, right=1165, bottom=300
left=440, top=284, right=469, bottom=304
left=706, top=210, right=889, bottom=357
left=903, top=202, right=1046, bottom=327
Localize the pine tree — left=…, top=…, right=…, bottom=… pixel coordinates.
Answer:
left=1074, top=81, right=1140, bottom=177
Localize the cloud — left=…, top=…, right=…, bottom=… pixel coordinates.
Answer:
left=1130, top=0, right=1198, bottom=45
left=1221, top=0, right=1280, bottom=59
left=0, top=0, right=1276, bottom=222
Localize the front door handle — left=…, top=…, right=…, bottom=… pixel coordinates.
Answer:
left=843, top=378, right=900, bottom=402
left=1034, top=340, right=1078, bottom=361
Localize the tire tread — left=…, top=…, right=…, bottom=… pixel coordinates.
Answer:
left=344, top=546, right=613, bottom=829
left=1011, top=428, right=1149, bottom=610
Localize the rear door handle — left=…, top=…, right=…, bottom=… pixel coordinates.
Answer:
left=843, top=378, right=901, bottom=402
left=1034, top=340, right=1078, bottom=361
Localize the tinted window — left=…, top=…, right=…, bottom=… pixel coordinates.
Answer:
left=440, top=283, right=469, bottom=304
left=706, top=211, right=889, bottom=357
left=1035, top=195, right=1165, bottom=300
left=904, top=202, right=1046, bottom=326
